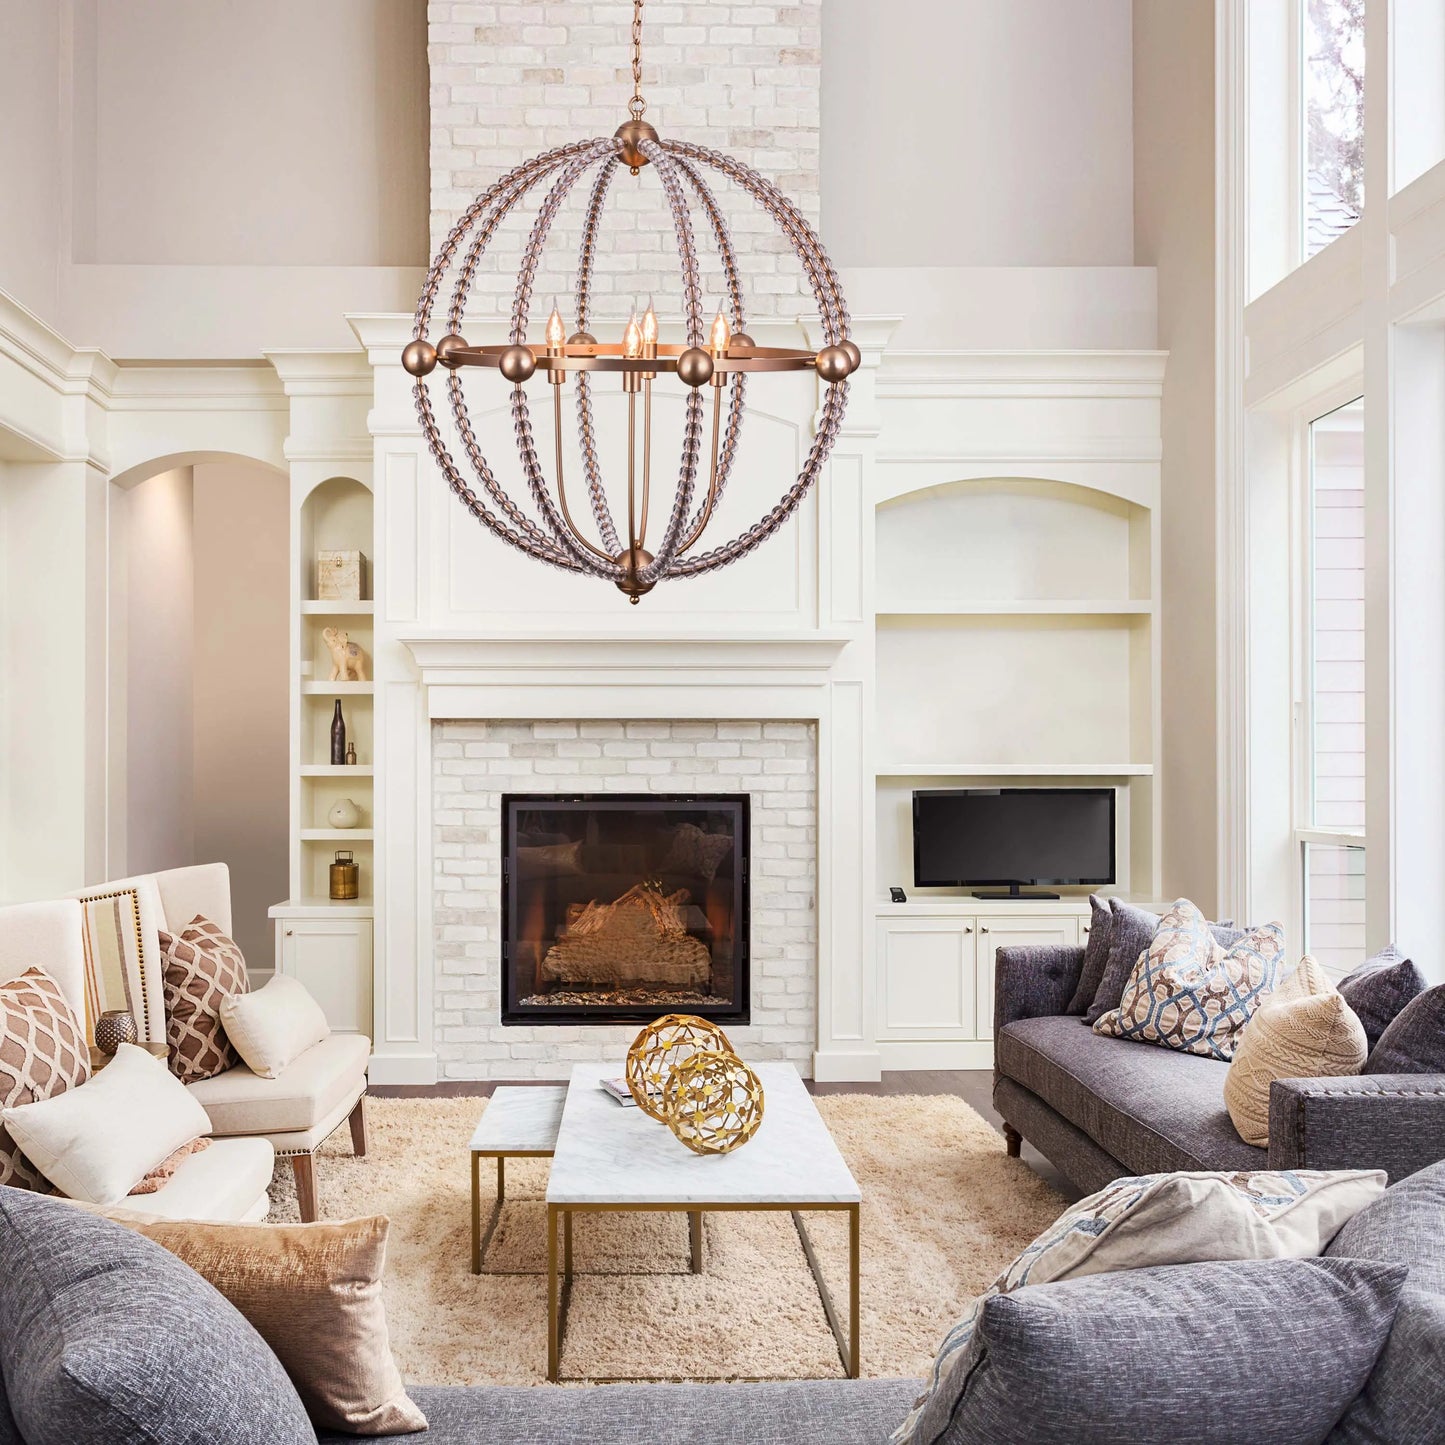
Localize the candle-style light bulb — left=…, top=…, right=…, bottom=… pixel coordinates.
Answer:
left=709, top=305, right=731, bottom=357
left=640, top=297, right=658, bottom=353
left=545, top=301, right=566, bottom=353
left=622, top=309, right=643, bottom=359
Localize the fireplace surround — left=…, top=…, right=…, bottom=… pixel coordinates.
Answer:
left=501, top=792, right=750, bottom=1026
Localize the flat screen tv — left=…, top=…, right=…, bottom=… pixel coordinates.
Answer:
left=912, top=787, right=1116, bottom=898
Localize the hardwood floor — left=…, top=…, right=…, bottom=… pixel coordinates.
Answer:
left=371, top=1069, right=1077, bottom=1198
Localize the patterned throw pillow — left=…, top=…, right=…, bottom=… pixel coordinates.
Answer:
left=159, top=916, right=249, bottom=1084
left=1223, top=955, right=1368, bottom=1146
left=891, top=1167, right=1386, bottom=1445
left=0, top=967, right=90, bottom=1191
left=1092, top=899, right=1286, bottom=1060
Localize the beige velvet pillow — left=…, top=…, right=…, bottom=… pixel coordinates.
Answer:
left=101, top=1211, right=425, bottom=1436
left=1225, top=954, right=1368, bottom=1146
left=219, top=975, right=330, bottom=1079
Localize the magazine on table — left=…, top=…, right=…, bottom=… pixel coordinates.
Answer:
left=599, top=1076, right=659, bottom=1107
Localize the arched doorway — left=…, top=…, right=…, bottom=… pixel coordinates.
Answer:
left=109, top=453, right=289, bottom=968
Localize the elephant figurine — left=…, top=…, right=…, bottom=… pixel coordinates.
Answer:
left=322, top=626, right=369, bottom=682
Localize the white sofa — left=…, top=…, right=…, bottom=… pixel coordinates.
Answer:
left=71, top=862, right=370, bottom=1221
left=0, top=898, right=274, bottom=1220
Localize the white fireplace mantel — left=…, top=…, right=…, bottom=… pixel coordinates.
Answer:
left=398, top=631, right=854, bottom=720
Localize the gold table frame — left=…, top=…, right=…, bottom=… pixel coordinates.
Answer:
left=546, top=1199, right=861, bottom=1383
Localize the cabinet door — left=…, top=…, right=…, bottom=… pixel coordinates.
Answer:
left=976, top=917, right=1081, bottom=1039
left=278, top=919, right=374, bottom=1035
left=875, top=919, right=979, bottom=1040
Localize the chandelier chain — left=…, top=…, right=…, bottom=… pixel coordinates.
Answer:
left=629, top=0, right=647, bottom=120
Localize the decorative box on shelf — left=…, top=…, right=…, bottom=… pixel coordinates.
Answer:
left=316, top=550, right=368, bottom=602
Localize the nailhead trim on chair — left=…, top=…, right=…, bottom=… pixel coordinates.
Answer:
left=271, top=1089, right=368, bottom=1158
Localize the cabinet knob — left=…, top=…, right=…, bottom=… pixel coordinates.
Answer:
left=981, top=925, right=990, bottom=934
left=962, top=926, right=973, bottom=935
left=1083, top=926, right=1090, bottom=935
left=285, top=929, right=293, bottom=937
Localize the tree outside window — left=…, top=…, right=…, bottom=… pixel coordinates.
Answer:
left=1304, top=0, right=1364, bottom=258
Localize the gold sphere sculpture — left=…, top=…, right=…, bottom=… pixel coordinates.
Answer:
left=838, top=338, right=862, bottom=373
left=401, top=339, right=437, bottom=377
left=626, top=1013, right=733, bottom=1121
left=661, top=1048, right=766, bottom=1155
left=675, top=346, right=714, bottom=388
left=498, top=344, right=537, bottom=384
left=815, top=344, right=853, bottom=384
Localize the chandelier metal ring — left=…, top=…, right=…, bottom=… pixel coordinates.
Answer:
left=404, top=1, right=859, bottom=602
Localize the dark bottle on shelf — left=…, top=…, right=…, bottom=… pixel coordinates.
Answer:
left=330, top=700, right=346, bottom=765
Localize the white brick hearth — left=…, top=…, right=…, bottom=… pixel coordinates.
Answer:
left=433, top=718, right=817, bottom=1079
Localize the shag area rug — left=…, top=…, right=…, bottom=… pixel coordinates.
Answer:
left=267, top=1093, right=1064, bottom=1386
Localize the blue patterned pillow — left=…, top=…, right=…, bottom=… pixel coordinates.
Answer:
left=1092, top=898, right=1286, bottom=1060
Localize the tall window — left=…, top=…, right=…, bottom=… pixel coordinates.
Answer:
left=1304, top=0, right=1365, bottom=258
left=1299, top=399, right=1365, bottom=972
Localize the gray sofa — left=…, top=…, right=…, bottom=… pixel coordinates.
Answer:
left=993, top=943, right=1445, bottom=1196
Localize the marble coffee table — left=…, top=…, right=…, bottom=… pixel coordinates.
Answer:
left=544, top=1062, right=861, bottom=1382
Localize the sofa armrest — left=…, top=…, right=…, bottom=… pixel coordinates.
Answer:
left=994, top=945, right=1086, bottom=1034
left=1267, top=1074, right=1445, bottom=1182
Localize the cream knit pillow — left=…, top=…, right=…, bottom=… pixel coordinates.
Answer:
left=1224, top=955, right=1368, bottom=1146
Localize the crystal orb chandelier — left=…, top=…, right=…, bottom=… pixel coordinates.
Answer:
left=402, top=0, right=859, bottom=603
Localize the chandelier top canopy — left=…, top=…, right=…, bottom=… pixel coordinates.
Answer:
left=403, top=0, right=859, bottom=603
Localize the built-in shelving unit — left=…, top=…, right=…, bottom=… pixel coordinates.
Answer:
left=873, top=476, right=1161, bottom=903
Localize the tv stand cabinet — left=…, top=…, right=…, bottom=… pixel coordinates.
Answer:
left=874, top=897, right=1097, bottom=1070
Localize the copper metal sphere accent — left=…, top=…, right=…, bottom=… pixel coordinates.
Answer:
left=675, top=346, right=714, bottom=388
left=435, top=333, right=469, bottom=369
left=838, top=338, right=862, bottom=373
left=615, top=118, right=660, bottom=171
left=401, top=339, right=437, bottom=377
left=406, top=129, right=853, bottom=600
left=815, top=345, right=853, bottom=384
left=626, top=1013, right=733, bottom=1120
left=615, top=545, right=656, bottom=603
left=661, top=1048, right=766, bottom=1155
left=498, top=344, right=537, bottom=383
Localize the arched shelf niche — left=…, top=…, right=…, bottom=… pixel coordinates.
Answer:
left=875, top=476, right=1152, bottom=613
left=871, top=474, right=1160, bottom=899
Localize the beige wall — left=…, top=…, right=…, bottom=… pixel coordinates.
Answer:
left=822, top=0, right=1135, bottom=267
left=118, top=468, right=196, bottom=876
left=191, top=461, right=288, bottom=971
left=1132, top=0, right=1219, bottom=913
left=0, top=1, right=64, bottom=319
left=73, top=0, right=427, bottom=267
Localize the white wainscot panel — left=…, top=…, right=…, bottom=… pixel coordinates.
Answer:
left=437, top=389, right=814, bottom=624
left=876, top=919, right=976, bottom=1038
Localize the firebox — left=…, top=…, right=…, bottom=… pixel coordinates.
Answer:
left=500, top=793, right=750, bottom=1026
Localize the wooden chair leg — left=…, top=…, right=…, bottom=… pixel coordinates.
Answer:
left=291, top=1152, right=319, bottom=1222
left=1003, top=1124, right=1023, bottom=1158
left=348, top=1095, right=368, bottom=1157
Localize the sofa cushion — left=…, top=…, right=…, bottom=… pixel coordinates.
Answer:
left=1364, top=983, right=1445, bottom=1075
left=221, top=975, right=331, bottom=1080
left=1223, top=955, right=1368, bottom=1146
left=132, top=1135, right=276, bottom=1221
left=1093, top=900, right=1285, bottom=1061
left=905, top=1257, right=1404, bottom=1445
left=187, top=1030, right=370, bottom=1136
left=1337, top=945, right=1426, bottom=1053
left=1325, top=1159, right=1445, bottom=1443
left=0, top=1374, right=19, bottom=1445
left=316, top=1379, right=926, bottom=1445
left=160, top=915, right=249, bottom=1084
left=0, top=1189, right=312, bottom=1445
left=0, top=965, right=90, bottom=1190
left=997, top=1015, right=1267, bottom=1174
left=1063, top=895, right=1113, bottom=1015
